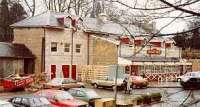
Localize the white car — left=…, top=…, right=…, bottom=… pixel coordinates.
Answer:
left=91, top=78, right=124, bottom=90
left=177, top=72, right=200, bottom=82
left=0, top=100, right=13, bottom=107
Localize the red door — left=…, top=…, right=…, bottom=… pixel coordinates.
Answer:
left=72, top=65, right=76, bottom=80
left=62, top=65, right=70, bottom=78
left=51, top=65, right=56, bottom=79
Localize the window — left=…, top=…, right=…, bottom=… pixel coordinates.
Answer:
left=51, top=42, right=57, bottom=52
left=64, top=43, right=70, bottom=52
left=76, top=44, right=81, bottom=53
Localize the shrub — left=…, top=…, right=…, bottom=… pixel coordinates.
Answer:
left=135, top=96, right=144, bottom=105
left=151, top=93, right=162, bottom=102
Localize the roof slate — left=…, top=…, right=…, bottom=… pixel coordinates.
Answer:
left=11, top=11, right=147, bottom=36
left=0, top=42, right=35, bottom=59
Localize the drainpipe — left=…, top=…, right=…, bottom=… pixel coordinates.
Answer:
left=87, top=33, right=90, bottom=65
left=70, top=29, right=74, bottom=78
left=42, top=27, right=46, bottom=77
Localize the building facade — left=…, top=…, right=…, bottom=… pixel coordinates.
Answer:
left=119, top=36, right=192, bottom=81
left=11, top=11, right=119, bottom=80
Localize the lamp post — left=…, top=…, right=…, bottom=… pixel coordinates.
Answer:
left=164, top=40, right=166, bottom=59
left=114, top=44, right=119, bottom=107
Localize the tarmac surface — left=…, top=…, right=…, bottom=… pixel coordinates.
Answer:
left=0, top=82, right=200, bottom=107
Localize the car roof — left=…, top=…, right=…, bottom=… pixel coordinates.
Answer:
left=0, top=100, right=10, bottom=105
left=70, top=88, right=93, bottom=92
left=36, top=89, right=69, bottom=94
left=12, top=95, right=44, bottom=99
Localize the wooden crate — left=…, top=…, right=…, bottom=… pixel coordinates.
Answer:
left=95, top=98, right=115, bottom=107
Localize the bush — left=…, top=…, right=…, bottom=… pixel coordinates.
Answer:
left=135, top=96, right=144, bottom=105
left=151, top=93, right=162, bottom=102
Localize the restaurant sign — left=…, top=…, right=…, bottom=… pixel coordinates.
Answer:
left=147, top=48, right=161, bottom=55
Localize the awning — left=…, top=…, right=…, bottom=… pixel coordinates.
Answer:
left=132, top=62, right=144, bottom=65
left=118, top=57, right=132, bottom=65
left=175, top=62, right=192, bottom=66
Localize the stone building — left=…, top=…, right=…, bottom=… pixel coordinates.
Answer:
left=11, top=11, right=191, bottom=81
left=0, top=42, right=34, bottom=81
left=11, top=11, right=131, bottom=80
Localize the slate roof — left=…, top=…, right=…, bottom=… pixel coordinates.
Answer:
left=11, top=11, right=147, bottom=36
left=0, top=42, right=35, bottom=59
left=10, top=11, right=64, bottom=28
left=82, top=17, right=146, bottom=36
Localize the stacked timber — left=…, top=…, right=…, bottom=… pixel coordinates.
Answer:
left=77, top=65, right=109, bottom=83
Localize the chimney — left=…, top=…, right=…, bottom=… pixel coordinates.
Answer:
left=97, top=13, right=108, bottom=23
left=57, top=17, right=65, bottom=25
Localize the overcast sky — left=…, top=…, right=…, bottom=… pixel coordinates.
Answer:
left=23, top=0, right=197, bottom=34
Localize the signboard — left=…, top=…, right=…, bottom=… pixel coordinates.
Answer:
left=147, top=48, right=161, bottom=55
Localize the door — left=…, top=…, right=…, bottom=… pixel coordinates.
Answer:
left=62, top=65, right=70, bottom=78
left=131, top=65, right=139, bottom=76
left=51, top=65, right=56, bottom=79
left=72, top=65, right=76, bottom=80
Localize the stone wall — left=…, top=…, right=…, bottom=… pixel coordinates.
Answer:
left=188, top=59, right=200, bottom=71
left=89, top=35, right=118, bottom=65
left=13, top=28, right=44, bottom=76
left=45, top=29, right=88, bottom=78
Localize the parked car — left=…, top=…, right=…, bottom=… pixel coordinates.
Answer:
left=0, top=100, right=13, bottom=107
left=35, top=89, right=88, bottom=107
left=43, top=78, right=85, bottom=90
left=91, top=78, right=124, bottom=90
left=180, top=77, right=200, bottom=89
left=131, top=76, right=148, bottom=88
left=177, top=72, right=200, bottom=81
left=68, top=88, right=101, bottom=106
left=8, top=96, right=53, bottom=107
left=179, top=72, right=200, bottom=89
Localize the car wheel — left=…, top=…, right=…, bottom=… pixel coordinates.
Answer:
left=80, top=85, right=85, bottom=88
left=94, top=83, right=98, bottom=88
left=112, top=85, right=116, bottom=91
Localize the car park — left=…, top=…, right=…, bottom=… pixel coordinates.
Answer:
left=68, top=88, right=101, bottom=106
left=8, top=96, right=53, bottom=107
left=0, top=100, right=13, bottom=107
left=43, top=78, right=85, bottom=90
left=131, top=76, right=148, bottom=88
left=35, top=89, right=88, bottom=107
left=91, top=78, right=124, bottom=90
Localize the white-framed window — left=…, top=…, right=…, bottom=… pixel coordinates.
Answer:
left=51, top=42, right=57, bottom=52
left=64, top=43, right=70, bottom=52
left=76, top=44, right=81, bottom=53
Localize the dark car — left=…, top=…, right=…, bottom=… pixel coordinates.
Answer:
left=68, top=88, right=101, bottom=107
left=180, top=78, right=200, bottom=89
left=9, top=96, right=53, bottom=107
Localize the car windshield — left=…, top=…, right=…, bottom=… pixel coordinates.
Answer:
left=49, top=78, right=62, bottom=84
left=62, top=78, right=76, bottom=84
left=55, top=91, right=74, bottom=100
left=85, top=90, right=99, bottom=98
left=30, top=98, right=52, bottom=107
left=184, top=72, right=200, bottom=77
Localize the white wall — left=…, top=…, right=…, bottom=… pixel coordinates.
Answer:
left=45, top=28, right=88, bottom=79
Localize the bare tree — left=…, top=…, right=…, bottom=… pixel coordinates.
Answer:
left=43, top=0, right=93, bottom=17
left=23, top=0, right=36, bottom=16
